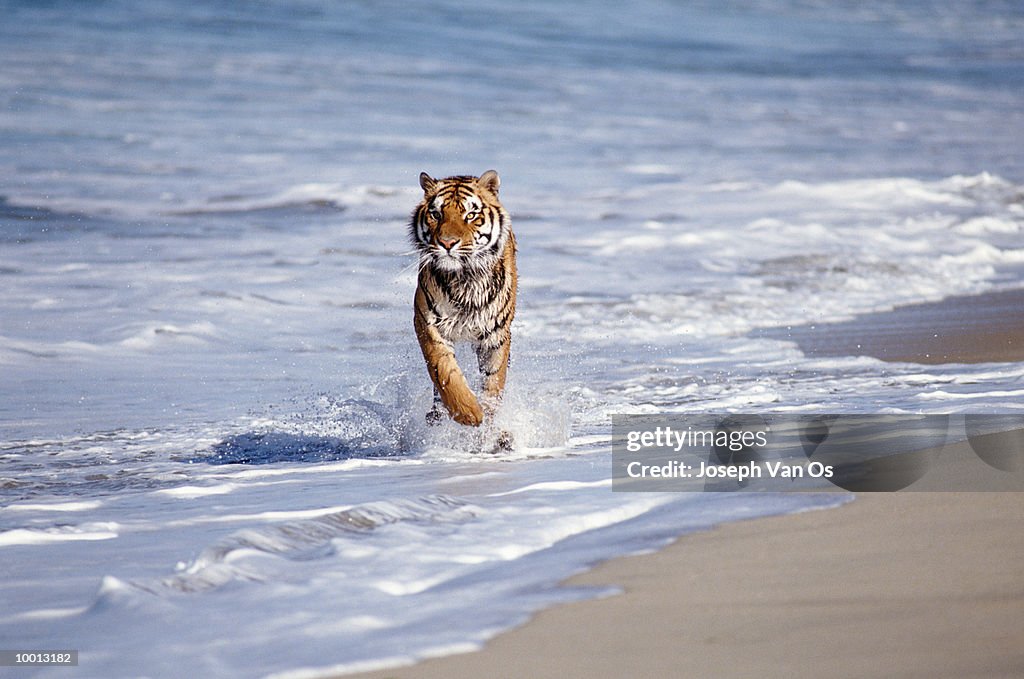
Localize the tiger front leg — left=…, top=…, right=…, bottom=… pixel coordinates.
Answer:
left=476, top=337, right=514, bottom=451
left=476, top=334, right=511, bottom=416
left=414, top=311, right=484, bottom=427
left=425, top=388, right=446, bottom=426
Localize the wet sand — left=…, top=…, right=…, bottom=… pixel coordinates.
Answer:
left=346, top=289, right=1024, bottom=679
left=758, top=287, right=1024, bottom=364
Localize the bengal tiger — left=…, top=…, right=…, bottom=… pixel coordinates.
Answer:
left=409, top=170, right=517, bottom=430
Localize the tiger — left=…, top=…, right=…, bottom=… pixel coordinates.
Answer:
left=409, top=170, right=517, bottom=429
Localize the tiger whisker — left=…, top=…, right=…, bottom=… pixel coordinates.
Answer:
left=396, top=257, right=423, bottom=277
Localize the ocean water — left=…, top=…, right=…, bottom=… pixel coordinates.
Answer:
left=2, top=1, right=1023, bottom=677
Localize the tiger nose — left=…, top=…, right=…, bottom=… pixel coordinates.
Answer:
left=438, top=237, right=460, bottom=251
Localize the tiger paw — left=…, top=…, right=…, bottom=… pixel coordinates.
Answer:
left=451, top=402, right=485, bottom=427
left=494, top=430, right=514, bottom=452
left=425, top=404, right=447, bottom=426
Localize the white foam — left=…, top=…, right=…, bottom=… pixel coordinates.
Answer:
left=156, top=483, right=239, bottom=499
left=5, top=501, right=103, bottom=512
left=955, top=217, right=1021, bottom=235
left=171, top=183, right=416, bottom=217
left=769, top=177, right=974, bottom=209
left=0, top=523, right=119, bottom=546
left=918, top=388, right=1024, bottom=401
left=164, top=505, right=357, bottom=528
left=212, top=458, right=410, bottom=480
left=7, top=607, right=88, bottom=622
left=118, top=322, right=221, bottom=350
left=489, top=479, right=613, bottom=496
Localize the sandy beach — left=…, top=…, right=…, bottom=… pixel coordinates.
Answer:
left=349, top=290, right=1024, bottom=679
left=350, top=491, right=1023, bottom=679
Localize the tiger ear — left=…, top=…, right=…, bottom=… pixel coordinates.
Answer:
left=477, top=170, right=500, bottom=195
left=419, top=172, right=437, bottom=194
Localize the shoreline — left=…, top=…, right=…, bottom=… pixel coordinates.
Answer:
left=345, top=289, right=1024, bottom=679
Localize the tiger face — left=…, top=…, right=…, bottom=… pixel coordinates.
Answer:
left=411, top=170, right=511, bottom=273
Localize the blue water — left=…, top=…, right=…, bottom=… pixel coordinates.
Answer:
left=4, top=1, right=1023, bottom=213
left=1, top=1, right=1023, bottom=677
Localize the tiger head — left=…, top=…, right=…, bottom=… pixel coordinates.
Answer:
left=410, top=170, right=511, bottom=273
